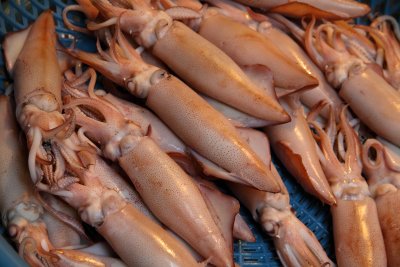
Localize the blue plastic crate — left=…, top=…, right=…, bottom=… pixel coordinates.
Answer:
left=0, top=1, right=398, bottom=266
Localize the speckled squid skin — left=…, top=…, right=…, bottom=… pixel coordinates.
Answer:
left=340, top=68, right=400, bottom=146
left=152, top=21, right=289, bottom=123
left=331, top=198, right=387, bottom=267
left=257, top=25, right=343, bottom=117
left=98, top=204, right=203, bottom=267
left=118, top=137, right=233, bottom=267
left=375, top=191, right=400, bottom=267
left=146, top=74, right=281, bottom=193
left=12, top=10, right=62, bottom=112
left=198, top=14, right=318, bottom=92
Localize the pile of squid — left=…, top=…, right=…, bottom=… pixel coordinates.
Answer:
left=1, top=0, right=399, bottom=266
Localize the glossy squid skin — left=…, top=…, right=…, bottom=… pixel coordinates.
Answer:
left=118, top=137, right=233, bottom=267
left=59, top=142, right=204, bottom=267
left=68, top=93, right=233, bottom=265
left=375, top=192, right=400, bottom=267
left=0, top=96, right=126, bottom=267
left=227, top=128, right=333, bottom=267
left=232, top=0, right=370, bottom=19
left=101, top=92, right=255, bottom=244
left=340, top=68, right=400, bottom=146
left=97, top=203, right=203, bottom=267
left=89, top=0, right=289, bottom=123
left=152, top=20, right=289, bottom=123
left=11, top=11, right=64, bottom=131
left=257, top=24, right=343, bottom=117
left=0, top=96, right=52, bottom=267
left=362, top=138, right=400, bottom=267
left=146, top=74, right=281, bottom=192
left=3, top=11, right=71, bottom=191
left=12, top=11, right=61, bottom=107
left=309, top=107, right=388, bottom=267
left=265, top=98, right=335, bottom=205
left=331, top=198, right=387, bottom=267
left=198, top=14, right=318, bottom=93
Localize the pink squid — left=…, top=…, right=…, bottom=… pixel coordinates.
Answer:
left=85, top=0, right=290, bottom=123
left=3, top=11, right=205, bottom=267
left=265, top=97, right=336, bottom=205
left=229, top=127, right=334, bottom=266
left=309, top=105, right=387, bottom=267
left=362, top=138, right=400, bottom=267
left=304, top=17, right=400, bottom=147
left=64, top=21, right=282, bottom=193
left=360, top=16, right=400, bottom=90
left=0, top=95, right=126, bottom=267
left=231, top=0, right=370, bottom=20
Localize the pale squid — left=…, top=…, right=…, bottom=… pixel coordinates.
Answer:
left=229, top=127, right=334, bottom=267
left=173, top=2, right=320, bottom=94
left=231, top=0, right=370, bottom=20
left=309, top=105, right=387, bottom=267
left=3, top=11, right=73, bottom=190
left=265, top=97, right=336, bottom=205
left=162, top=0, right=343, bottom=118
left=362, top=138, right=400, bottom=267
left=53, top=134, right=205, bottom=267
left=63, top=88, right=235, bottom=265
left=65, top=22, right=282, bottom=192
left=0, top=95, right=126, bottom=267
left=360, top=16, right=400, bottom=90
left=0, top=95, right=56, bottom=267
left=85, top=0, right=290, bottom=123
left=304, top=17, right=400, bottom=146
left=3, top=10, right=205, bottom=267
left=62, top=70, right=256, bottom=244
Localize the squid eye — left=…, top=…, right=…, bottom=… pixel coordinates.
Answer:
left=8, top=224, right=19, bottom=238
left=264, top=220, right=280, bottom=237
left=150, top=69, right=168, bottom=85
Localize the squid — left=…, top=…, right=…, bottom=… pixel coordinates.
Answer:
left=360, top=16, right=400, bottom=90
left=228, top=127, right=334, bottom=267
left=163, top=0, right=343, bottom=118
left=168, top=2, right=320, bottom=94
left=63, top=88, right=234, bottom=265
left=362, top=138, right=400, bottom=267
left=231, top=0, right=370, bottom=20
left=52, top=134, right=204, bottom=267
left=265, top=97, right=336, bottom=205
left=65, top=23, right=282, bottom=192
left=46, top=123, right=208, bottom=265
left=64, top=70, right=255, bottom=247
left=3, top=11, right=74, bottom=191
left=84, top=0, right=290, bottom=123
left=0, top=95, right=58, bottom=267
left=304, top=17, right=400, bottom=146
left=0, top=95, right=126, bottom=267
left=3, top=11, right=206, bottom=267
left=309, top=105, right=387, bottom=267
left=62, top=70, right=256, bottom=244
